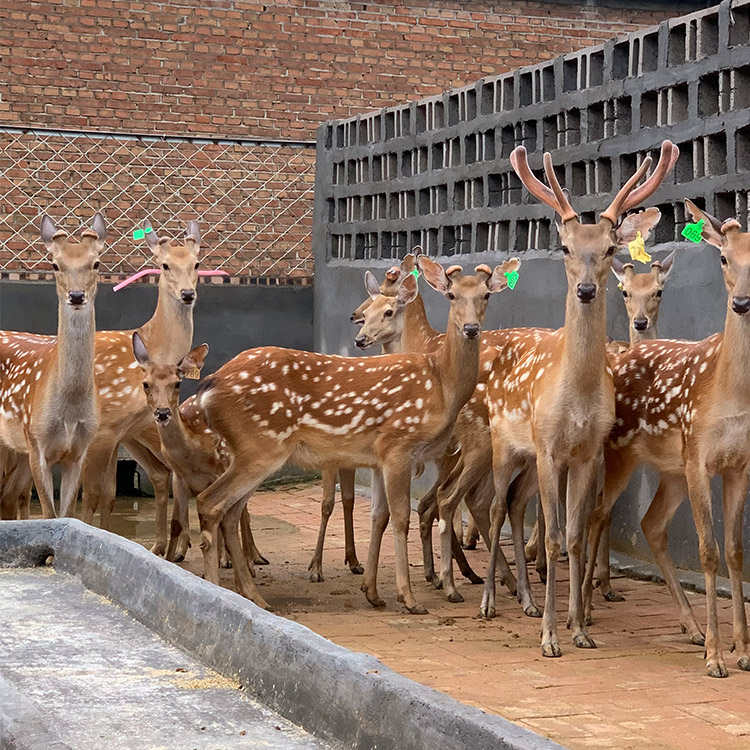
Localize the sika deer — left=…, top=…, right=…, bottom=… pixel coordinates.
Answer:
left=480, top=141, right=677, bottom=657
left=193, top=257, right=518, bottom=611
left=583, top=199, right=750, bottom=677
left=0, top=214, right=103, bottom=517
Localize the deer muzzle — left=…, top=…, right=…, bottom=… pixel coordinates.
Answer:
left=633, top=317, right=649, bottom=331
left=180, top=289, right=196, bottom=305
left=732, top=295, right=750, bottom=315
left=462, top=323, right=481, bottom=339
left=68, top=290, right=86, bottom=307
left=155, top=407, right=172, bottom=423
left=576, top=283, right=597, bottom=303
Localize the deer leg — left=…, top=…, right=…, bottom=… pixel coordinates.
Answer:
left=480, top=445, right=520, bottom=620
left=384, top=461, right=425, bottom=615
left=167, top=475, right=191, bottom=562
left=124, top=437, right=172, bottom=557
left=508, top=467, right=543, bottom=617
left=721, top=467, right=750, bottom=671
left=685, top=461, right=726, bottom=678
left=525, top=510, right=539, bottom=563
left=339, top=469, right=362, bottom=574
left=221, top=497, right=270, bottom=609
left=309, top=467, right=336, bottom=582
left=464, top=508, right=480, bottom=549
left=81, top=442, right=117, bottom=527
left=240, top=504, right=267, bottom=569
left=595, top=524, right=624, bottom=601
left=58, top=455, right=84, bottom=518
left=27, top=444, right=56, bottom=519
left=417, top=479, right=440, bottom=585
left=566, top=458, right=599, bottom=649
left=640, top=474, right=703, bottom=645
left=582, top=450, right=637, bottom=625
left=452, top=502, right=464, bottom=550
left=361, top=468, right=389, bottom=608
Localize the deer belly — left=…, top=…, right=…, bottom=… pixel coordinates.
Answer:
left=0, top=414, right=28, bottom=454
left=705, top=419, right=750, bottom=474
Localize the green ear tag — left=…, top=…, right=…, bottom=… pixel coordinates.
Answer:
left=504, top=269, right=519, bottom=290
left=133, top=229, right=145, bottom=240
left=681, top=219, right=705, bottom=243
left=410, top=269, right=419, bottom=279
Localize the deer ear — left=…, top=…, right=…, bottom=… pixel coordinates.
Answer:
left=400, top=252, right=417, bottom=275
left=417, top=255, right=450, bottom=294
left=615, top=207, right=661, bottom=248
left=144, top=219, right=161, bottom=252
left=91, top=212, right=107, bottom=242
left=40, top=215, right=59, bottom=247
left=653, top=248, right=677, bottom=284
left=364, top=271, right=382, bottom=300
left=488, top=257, right=521, bottom=293
left=611, top=255, right=629, bottom=283
left=396, top=272, right=418, bottom=305
left=132, top=331, right=150, bottom=367
left=179, top=343, right=209, bottom=375
left=684, top=199, right=723, bottom=248
left=185, top=221, right=201, bottom=248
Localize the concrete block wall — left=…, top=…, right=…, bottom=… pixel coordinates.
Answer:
left=313, top=0, right=750, bottom=578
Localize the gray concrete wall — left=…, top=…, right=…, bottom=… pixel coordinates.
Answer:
left=313, top=0, right=750, bottom=579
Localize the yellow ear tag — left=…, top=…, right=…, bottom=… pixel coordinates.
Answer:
left=617, top=282, right=623, bottom=291
left=183, top=368, right=201, bottom=380
left=627, top=231, right=651, bottom=264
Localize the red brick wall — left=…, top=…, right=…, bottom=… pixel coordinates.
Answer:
left=0, top=0, right=680, bottom=277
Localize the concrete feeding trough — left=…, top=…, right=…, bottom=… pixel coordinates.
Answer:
left=0, top=520, right=561, bottom=750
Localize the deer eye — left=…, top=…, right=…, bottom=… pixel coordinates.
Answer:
left=384, top=309, right=394, bottom=318
left=606, top=246, right=616, bottom=256
left=622, top=290, right=628, bottom=298
left=142, top=382, right=149, bottom=391
left=721, top=255, right=728, bottom=266
left=52, top=262, right=59, bottom=272
left=560, top=246, right=570, bottom=256
left=484, top=292, right=491, bottom=300
left=447, top=292, right=455, bottom=300
left=194, top=262, right=200, bottom=270
left=162, top=263, right=170, bottom=271
left=93, top=261, right=100, bottom=270
left=174, top=381, right=181, bottom=389
left=656, top=289, right=663, bottom=298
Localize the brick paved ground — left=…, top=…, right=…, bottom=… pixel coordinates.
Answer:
left=114, top=480, right=750, bottom=750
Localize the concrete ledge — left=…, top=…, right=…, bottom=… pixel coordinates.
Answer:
left=0, top=675, right=70, bottom=750
left=0, top=521, right=562, bottom=750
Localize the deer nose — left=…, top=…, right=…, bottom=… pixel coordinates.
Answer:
left=155, top=408, right=171, bottom=423
left=576, top=283, right=597, bottom=302
left=633, top=317, right=649, bottom=331
left=180, top=289, right=196, bottom=304
left=463, top=323, right=481, bottom=339
left=354, top=335, right=369, bottom=349
left=732, top=296, right=750, bottom=315
left=68, top=290, right=85, bottom=306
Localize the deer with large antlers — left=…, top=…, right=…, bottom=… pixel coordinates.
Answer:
left=479, top=141, right=678, bottom=657
left=192, top=256, right=518, bottom=611
left=583, top=199, right=750, bottom=677
left=0, top=214, right=104, bottom=518
left=76, top=221, right=201, bottom=558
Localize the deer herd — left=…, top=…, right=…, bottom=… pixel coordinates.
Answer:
left=4, top=138, right=750, bottom=678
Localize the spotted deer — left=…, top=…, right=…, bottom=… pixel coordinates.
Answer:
left=583, top=199, right=750, bottom=678
left=0, top=214, right=104, bottom=518
left=77, top=221, right=201, bottom=558
left=479, top=141, right=678, bottom=658
left=193, top=257, right=518, bottom=611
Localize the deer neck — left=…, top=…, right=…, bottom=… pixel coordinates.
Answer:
left=561, top=289, right=608, bottom=390
left=55, top=298, right=97, bottom=399
left=630, top=323, right=658, bottom=346
left=715, top=308, right=750, bottom=399
left=138, top=284, right=194, bottom=363
left=158, top=412, right=197, bottom=469
left=434, top=310, right=481, bottom=420
left=401, top=292, right=439, bottom=353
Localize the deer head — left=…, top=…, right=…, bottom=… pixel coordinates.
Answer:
left=355, top=271, right=419, bottom=349
left=685, top=200, right=750, bottom=316
left=612, top=248, right=676, bottom=334
left=510, top=141, right=677, bottom=304
left=40, top=213, right=105, bottom=309
left=132, top=331, right=209, bottom=425
left=349, top=253, right=419, bottom=325
left=144, top=220, right=202, bottom=306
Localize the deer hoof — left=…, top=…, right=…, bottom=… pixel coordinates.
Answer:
left=541, top=641, right=562, bottom=658
left=479, top=604, right=496, bottom=620
left=220, top=559, right=232, bottom=569
left=361, top=585, right=386, bottom=609
left=406, top=603, right=429, bottom=615
left=584, top=614, right=593, bottom=627
left=525, top=604, right=543, bottom=618
left=467, top=572, right=484, bottom=585
left=689, top=632, right=706, bottom=647
left=737, top=655, right=750, bottom=671
left=309, top=572, right=324, bottom=583
left=602, top=589, right=625, bottom=602
left=573, top=633, right=597, bottom=649
left=254, top=555, right=270, bottom=566
left=707, top=660, right=729, bottom=679
left=350, top=564, right=364, bottom=575
left=462, top=541, right=477, bottom=550
left=447, top=591, right=464, bottom=604
left=432, top=578, right=444, bottom=590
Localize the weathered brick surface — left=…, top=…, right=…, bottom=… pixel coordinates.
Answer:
left=0, top=0, right=679, bottom=278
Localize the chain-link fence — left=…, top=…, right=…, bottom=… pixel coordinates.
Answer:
left=0, top=127, right=316, bottom=283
